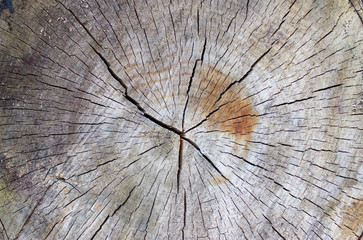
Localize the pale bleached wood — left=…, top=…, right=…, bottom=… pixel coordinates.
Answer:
left=0, top=0, right=362, bottom=239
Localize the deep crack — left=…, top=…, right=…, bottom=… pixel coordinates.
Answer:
left=59, top=1, right=226, bottom=190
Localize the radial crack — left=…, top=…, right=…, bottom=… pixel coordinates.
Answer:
left=185, top=46, right=273, bottom=133
left=182, top=38, right=207, bottom=130
left=185, top=101, right=230, bottom=133
left=212, top=46, right=272, bottom=108
left=181, top=136, right=227, bottom=180
left=177, top=136, right=184, bottom=191
left=182, top=189, right=187, bottom=240
left=0, top=218, right=9, bottom=240
left=56, top=1, right=102, bottom=48
left=58, top=0, right=182, bottom=136
left=90, top=45, right=182, bottom=135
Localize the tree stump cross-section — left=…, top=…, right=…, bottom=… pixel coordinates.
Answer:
left=0, top=0, right=362, bottom=239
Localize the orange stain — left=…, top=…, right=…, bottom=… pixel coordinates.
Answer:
left=188, top=65, right=259, bottom=145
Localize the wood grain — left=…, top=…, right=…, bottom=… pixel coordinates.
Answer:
left=0, top=0, right=362, bottom=239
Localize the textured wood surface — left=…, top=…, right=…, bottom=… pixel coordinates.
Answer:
left=0, top=0, right=362, bottom=239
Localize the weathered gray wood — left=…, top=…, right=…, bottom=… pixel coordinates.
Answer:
left=0, top=0, right=362, bottom=239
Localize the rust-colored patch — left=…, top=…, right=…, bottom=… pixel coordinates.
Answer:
left=187, top=65, right=259, bottom=144
left=210, top=174, right=228, bottom=185
left=209, top=96, right=258, bottom=141
left=340, top=199, right=363, bottom=238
